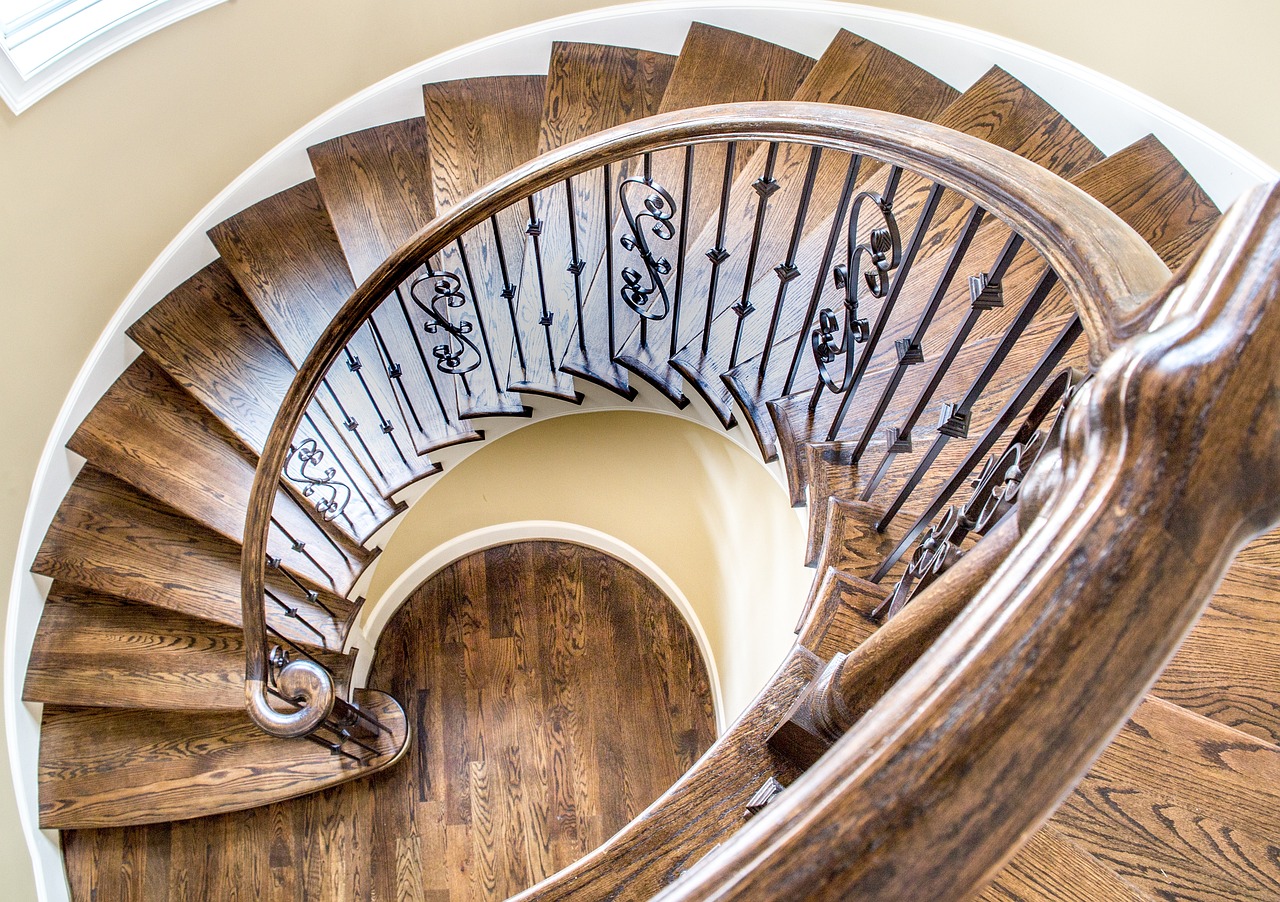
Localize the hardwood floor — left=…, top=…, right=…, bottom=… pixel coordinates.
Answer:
left=60, top=541, right=717, bottom=900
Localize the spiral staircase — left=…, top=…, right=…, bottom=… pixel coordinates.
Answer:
left=16, top=14, right=1280, bottom=901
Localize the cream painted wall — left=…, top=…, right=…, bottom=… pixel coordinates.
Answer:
left=1, top=0, right=1275, bottom=896
left=362, top=410, right=812, bottom=721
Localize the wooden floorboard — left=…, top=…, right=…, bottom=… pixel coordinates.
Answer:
left=60, top=540, right=716, bottom=900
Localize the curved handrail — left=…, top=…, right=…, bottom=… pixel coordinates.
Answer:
left=646, top=179, right=1280, bottom=900
left=241, top=103, right=1167, bottom=755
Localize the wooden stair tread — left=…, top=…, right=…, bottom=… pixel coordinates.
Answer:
left=32, top=466, right=353, bottom=648
left=984, top=825, right=1154, bottom=902
left=798, top=567, right=883, bottom=661
left=125, top=261, right=395, bottom=542
left=309, top=118, right=485, bottom=455
left=68, top=353, right=369, bottom=596
left=519, top=41, right=675, bottom=398
left=1155, top=559, right=1280, bottom=744
left=1051, top=697, right=1280, bottom=901
left=38, top=689, right=407, bottom=829
left=23, top=585, right=353, bottom=710
left=603, top=22, right=814, bottom=408
left=424, top=74, right=545, bottom=417
left=210, top=179, right=429, bottom=494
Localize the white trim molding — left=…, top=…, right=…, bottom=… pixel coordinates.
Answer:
left=0, top=0, right=228, bottom=114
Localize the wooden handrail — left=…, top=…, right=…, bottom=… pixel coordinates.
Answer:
left=642, top=179, right=1280, bottom=901
left=241, top=105, right=1166, bottom=753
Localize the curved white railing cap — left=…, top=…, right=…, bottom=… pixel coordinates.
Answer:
left=7, top=4, right=1275, bottom=900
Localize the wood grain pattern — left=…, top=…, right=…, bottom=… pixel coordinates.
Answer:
left=425, top=75, right=546, bottom=417
left=33, top=466, right=354, bottom=649
left=58, top=541, right=715, bottom=898
left=40, top=689, right=406, bottom=829
left=68, top=353, right=370, bottom=596
left=981, top=826, right=1153, bottom=902
left=124, top=260, right=396, bottom=542
left=211, top=179, right=429, bottom=494
left=23, top=584, right=352, bottom=710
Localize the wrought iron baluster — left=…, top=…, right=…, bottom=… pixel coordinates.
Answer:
left=319, top=378, right=383, bottom=480
left=341, top=337, right=411, bottom=470
left=617, top=152, right=678, bottom=342
left=264, top=588, right=327, bottom=646
left=850, top=203, right=988, bottom=462
left=859, top=233, right=1025, bottom=497
left=670, top=145, right=696, bottom=357
left=284, top=437, right=352, bottom=520
left=265, top=553, right=338, bottom=620
left=526, top=196, right=557, bottom=369
left=269, top=515, right=336, bottom=591
left=822, top=175, right=944, bottom=440
left=299, top=412, right=373, bottom=535
left=265, top=625, right=330, bottom=673
left=453, top=238, right=508, bottom=395
left=728, top=141, right=783, bottom=368
left=871, top=344, right=1083, bottom=596
left=873, top=269, right=1065, bottom=540
left=759, top=144, right=822, bottom=384
left=784, top=153, right=861, bottom=396
left=409, top=267, right=483, bottom=397
left=367, top=313, right=424, bottom=435
left=392, top=283, right=454, bottom=426
left=303, top=732, right=364, bottom=763
left=808, top=170, right=905, bottom=413
left=490, top=214, right=525, bottom=375
left=564, top=175, right=588, bottom=355
left=702, top=142, right=738, bottom=356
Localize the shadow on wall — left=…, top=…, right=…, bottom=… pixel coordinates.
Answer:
left=361, top=409, right=813, bottom=719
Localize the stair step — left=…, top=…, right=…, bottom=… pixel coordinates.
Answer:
left=38, top=689, right=407, bottom=829
left=984, top=825, right=1153, bottom=901
left=1052, top=697, right=1280, bottom=900
left=210, top=180, right=432, bottom=496
left=605, top=22, right=815, bottom=408
left=23, top=585, right=353, bottom=710
left=1155, top=558, right=1280, bottom=744
left=655, top=31, right=965, bottom=430
left=802, top=437, right=895, bottom=567
left=309, top=118, right=486, bottom=455
left=68, top=354, right=371, bottom=596
left=33, top=466, right=354, bottom=649
left=425, top=74, right=546, bottom=417
left=799, top=496, right=902, bottom=631
left=520, top=41, right=676, bottom=398
left=125, top=260, right=396, bottom=542
left=798, top=567, right=883, bottom=661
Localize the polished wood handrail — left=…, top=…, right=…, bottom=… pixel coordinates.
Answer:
left=643, top=179, right=1280, bottom=901
left=241, top=105, right=1166, bottom=745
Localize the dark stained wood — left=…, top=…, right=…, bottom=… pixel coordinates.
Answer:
left=57, top=541, right=715, bottom=898
left=982, top=826, right=1154, bottom=902
left=23, top=584, right=352, bottom=711
left=33, top=466, right=354, bottom=649
left=1155, top=559, right=1280, bottom=744
left=800, top=496, right=902, bottom=624
left=211, top=179, right=430, bottom=494
left=125, top=260, right=397, bottom=542
left=518, top=41, right=676, bottom=398
left=68, top=353, right=370, bottom=596
left=425, top=75, right=546, bottom=416
left=39, top=688, right=406, bottom=829
left=309, top=118, right=486, bottom=455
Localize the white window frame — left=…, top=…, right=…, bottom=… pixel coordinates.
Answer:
left=0, top=0, right=228, bottom=114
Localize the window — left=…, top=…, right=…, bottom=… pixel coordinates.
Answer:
left=0, top=0, right=228, bottom=113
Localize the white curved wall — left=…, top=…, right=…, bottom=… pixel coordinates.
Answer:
left=3, top=2, right=1277, bottom=899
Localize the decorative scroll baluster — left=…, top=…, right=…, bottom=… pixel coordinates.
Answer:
left=526, top=196, right=558, bottom=369
left=392, top=284, right=455, bottom=427
left=875, top=364, right=1082, bottom=619
left=859, top=233, right=1025, bottom=497
left=618, top=155, right=678, bottom=333
left=728, top=142, right=783, bottom=367
left=453, top=238, right=510, bottom=397
left=702, top=142, right=738, bottom=356
left=808, top=180, right=903, bottom=410
left=284, top=437, right=351, bottom=520
left=759, top=145, right=822, bottom=385
left=409, top=268, right=482, bottom=396
left=850, top=204, right=988, bottom=461
left=784, top=153, right=861, bottom=396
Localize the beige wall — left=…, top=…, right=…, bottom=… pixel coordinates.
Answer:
left=1, top=0, right=1275, bottom=895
